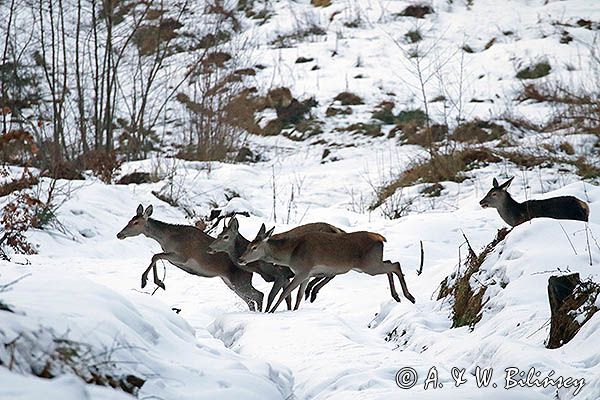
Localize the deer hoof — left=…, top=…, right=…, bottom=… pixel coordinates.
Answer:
left=141, top=277, right=148, bottom=288
left=156, top=281, right=166, bottom=290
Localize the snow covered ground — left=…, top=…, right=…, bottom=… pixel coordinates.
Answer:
left=2, top=0, right=600, bottom=399
left=2, top=133, right=600, bottom=399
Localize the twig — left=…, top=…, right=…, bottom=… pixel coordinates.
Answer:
left=416, top=241, right=424, bottom=275
left=558, top=222, right=578, bottom=255
left=526, top=318, right=551, bottom=339
left=585, top=223, right=592, bottom=266
left=0, top=273, right=32, bottom=292
left=460, top=229, right=476, bottom=259
left=271, top=165, right=277, bottom=223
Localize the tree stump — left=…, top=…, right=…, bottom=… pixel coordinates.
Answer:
left=547, top=273, right=599, bottom=349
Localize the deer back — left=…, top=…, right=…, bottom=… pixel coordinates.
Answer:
left=277, top=231, right=385, bottom=274
left=522, top=196, right=589, bottom=223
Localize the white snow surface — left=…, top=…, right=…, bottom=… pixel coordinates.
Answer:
left=2, top=0, right=600, bottom=399
left=2, top=134, right=600, bottom=399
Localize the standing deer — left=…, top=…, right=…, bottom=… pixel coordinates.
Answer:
left=116, top=205, right=264, bottom=311
left=238, top=228, right=416, bottom=312
left=479, top=177, right=589, bottom=227
left=207, top=218, right=345, bottom=311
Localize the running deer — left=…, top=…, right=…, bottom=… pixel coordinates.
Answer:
left=116, top=205, right=264, bottom=311
left=207, top=218, right=345, bottom=311
left=238, top=228, right=416, bottom=312
left=479, top=177, right=590, bottom=227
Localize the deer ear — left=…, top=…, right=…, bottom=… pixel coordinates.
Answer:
left=500, top=176, right=514, bottom=190
left=492, top=178, right=499, bottom=188
left=143, top=205, right=153, bottom=219
left=257, top=223, right=266, bottom=238
left=136, top=204, right=144, bottom=216
left=265, top=226, right=275, bottom=239
left=229, top=217, right=239, bottom=231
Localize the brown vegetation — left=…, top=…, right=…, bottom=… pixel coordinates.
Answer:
left=438, top=228, right=511, bottom=329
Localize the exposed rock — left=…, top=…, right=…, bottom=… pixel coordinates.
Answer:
left=235, top=146, right=256, bottom=162
left=398, top=4, right=433, bottom=19
left=117, top=172, right=153, bottom=185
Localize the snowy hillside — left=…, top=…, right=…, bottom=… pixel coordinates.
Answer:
left=2, top=0, right=600, bottom=399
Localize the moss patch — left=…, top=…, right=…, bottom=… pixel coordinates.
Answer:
left=516, top=61, right=551, bottom=80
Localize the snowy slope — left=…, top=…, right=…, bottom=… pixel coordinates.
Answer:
left=3, top=0, right=600, bottom=399
left=2, top=135, right=600, bottom=399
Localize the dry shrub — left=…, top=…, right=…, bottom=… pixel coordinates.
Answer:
left=497, top=150, right=600, bottom=179
left=0, top=130, right=38, bottom=165
left=399, top=124, right=447, bottom=146
left=133, top=18, right=183, bottom=56
left=0, top=170, right=39, bottom=197
left=41, top=160, right=85, bottom=181
left=338, top=122, right=382, bottom=137
left=0, top=192, right=49, bottom=255
left=438, top=228, right=511, bottom=329
left=80, top=149, right=122, bottom=183
left=450, top=119, right=506, bottom=143
left=547, top=273, right=599, bottom=349
left=334, top=92, right=363, bottom=105
left=311, top=0, right=331, bottom=7
left=515, top=79, right=600, bottom=136
left=326, top=106, right=352, bottom=117
left=270, top=25, right=326, bottom=48
left=371, top=148, right=499, bottom=209
left=559, top=142, right=575, bottom=155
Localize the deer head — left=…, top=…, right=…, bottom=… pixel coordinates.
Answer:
left=479, top=177, right=514, bottom=210
left=238, top=223, right=275, bottom=265
left=207, top=217, right=240, bottom=255
left=117, top=204, right=153, bottom=239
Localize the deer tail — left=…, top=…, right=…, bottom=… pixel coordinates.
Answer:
left=367, top=232, right=387, bottom=243
left=578, top=198, right=590, bottom=221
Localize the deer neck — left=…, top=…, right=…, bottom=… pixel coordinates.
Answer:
left=143, top=218, right=174, bottom=245
left=231, top=234, right=250, bottom=261
left=496, top=193, right=524, bottom=226
left=264, top=238, right=295, bottom=266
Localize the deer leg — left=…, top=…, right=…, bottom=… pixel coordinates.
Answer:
left=266, top=278, right=288, bottom=313
left=304, top=277, right=324, bottom=300
left=294, top=280, right=309, bottom=311
left=384, top=260, right=416, bottom=304
left=387, top=272, right=401, bottom=302
left=229, top=270, right=264, bottom=312
left=147, top=252, right=185, bottom=290
left=141, top=264, right=153, bottom=289
left=269, top=273, right=309, bottom=313
left=309, top=276, right=334, bottom=303
left=285, top=289, right=293, bottom=311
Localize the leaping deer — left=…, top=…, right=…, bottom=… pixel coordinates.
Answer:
left=479, top=177, right=589, bottom=227
left=238, top=227, right=416, bottom=312
left=116, top=205, right=264, bottom=311
left=207, top=218, right=345, bottom=311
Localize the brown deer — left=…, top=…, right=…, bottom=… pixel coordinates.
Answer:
left=238, top=228, right=416, bottom=312
left=208, top=218, right=345, bottom=311
left=116, top=205, right=264, bottom=311
left=479, top=177, right=589, bottom=227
